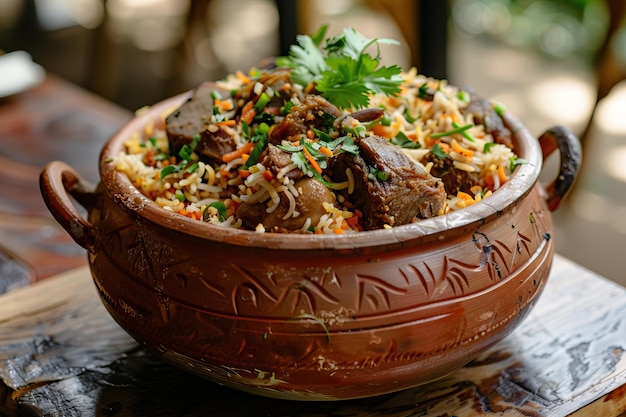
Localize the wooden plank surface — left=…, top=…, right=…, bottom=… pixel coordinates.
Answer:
left=0, top=255, right=625, bottom=416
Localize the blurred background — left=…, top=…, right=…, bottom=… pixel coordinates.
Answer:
left=1, top=0, right=625, bottom=286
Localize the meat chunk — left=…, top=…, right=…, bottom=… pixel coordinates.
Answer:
left=462, top=93, right=513, bottom=148
left=329, top=135, right=446, bottom=230
left=236, top=177, right=335, bottom=231
left=166, top=82, right=237, bottom=164
left=270, top=95, right=343, bottom=144
left=261, top=144, right=303, bottom=180
left=421, top=152, right=479, bottom=195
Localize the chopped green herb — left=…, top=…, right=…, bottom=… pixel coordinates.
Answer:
left=456, top=90, right=471, bottom=103
left=430, top=123, right=473, bottom=139
left=208, top=201, right=227, bottom=221
left=280, top=26, right=402, bottom=109
left=313, top=127, right=332, bottom=142
left=509, top=156, right=528, bottom=172
left=244, top=134, right=268, bottom=168
left=276, top=143, right=302, bottom=153
left=254, top=92, right=271, bottom=111
left=418, top=82, right=432, bottom=99
left=483, top=142, right=496, bottom=153
left=159, top=164, right=178, bottom=180
left=390, top=131, right=420, bottom=149
left=431, top=143, right=447, bottom=159
left=452, top=121, right=475, bottom=142
left=368, top=166, right=389, bottom=181
left=493, top=102, right=506, bottom=116
left=184, top=162, right=199, bottom=173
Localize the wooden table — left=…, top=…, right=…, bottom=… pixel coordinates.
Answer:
left=0, top=75, right=625, bottom=416
left=0, top=74, right=131, bottom=286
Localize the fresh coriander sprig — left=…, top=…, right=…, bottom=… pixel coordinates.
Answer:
left=279, top=25, right=403, bottom=109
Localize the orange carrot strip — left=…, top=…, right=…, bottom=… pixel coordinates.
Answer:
left=319, top=147, right=333, bottom=157
left=236, top=70, right=251, bottom=84
left=333, top=228, right=344, bottom=234
left=497, top=165, right=508, bottom=184
left=216, top=119, right=236, bottom=127
left=222, top=141, right=255, bottom=163
left=241, top=100, right=256, bottom=125
left=372, top=124, right=391, bottom=138
left=302, top=147, right=322, bottom=174
left=238, top=169, right=251, bottom=178
left=262, top=170, right=274, bottom=181
left=457, top=191, right=474, bottom=202
left=451, top=140, right=474, bottom=158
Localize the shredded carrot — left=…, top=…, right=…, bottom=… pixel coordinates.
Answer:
left=222, top=141, right=255, bottom=163
left=306, top=129, right=315, bottom=139
left=236, top=70, right=251, bottom=84
left=497, top=165, right=508, bottom=184
left=457, top=191, right=475, bottom=203
left=219, top=99, right=233, bottom=112
left=302, top=146, right=322, bottom=174
left=451, top=140, right=474, bottom=159
left=238, top=169, right=251, bottom=178
left=241, top=154, right=250, bottom=163
left=241, top=101, right=256, bottom=125
left=319, top=147, right=333, bottom=157
left=333, top=228, right=344, bottom=234
left=371, top=123, right=391, bottom=138
left=216, top=119, right=236, bottom=127
left=178, top=209, right=189, bottom=216
left=220, top=169, right=230, bottom=178
left=262, top=170, right=274, bottom=181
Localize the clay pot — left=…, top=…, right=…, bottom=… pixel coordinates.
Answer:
left=40, top=93, right=581, bottom=401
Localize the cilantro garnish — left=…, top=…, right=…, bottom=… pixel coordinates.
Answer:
left=509, top=156, right=528, bottom=172
left=431, top=143, right=448, bottom=159
left=390, top=131, right=420, bottom=149
left=279, top=25, right=403, bottom=109
left=483, top=142, right=496, bottom=153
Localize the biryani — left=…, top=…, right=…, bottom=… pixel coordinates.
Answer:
left=111, top=26, right=523, bottom=234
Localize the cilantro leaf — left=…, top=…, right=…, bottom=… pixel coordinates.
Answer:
left=280, top=26, right=402, bottom=109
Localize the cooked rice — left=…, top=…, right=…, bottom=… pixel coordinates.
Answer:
left=112, top=68, right=519, bottom=234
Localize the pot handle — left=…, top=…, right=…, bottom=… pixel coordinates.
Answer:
left=40, top=161, right=98, bottom=252
left=538, top=126, right=582, bottom=212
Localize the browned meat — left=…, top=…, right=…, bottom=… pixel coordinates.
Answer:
left=261, top=144, right=303, bottom=180
left=236, top=177, right=335, bottom=231
left=462, top=93, right=513, bottom=148
left=329, top=135, right=446, bottom=230
left=166, top=82, right=237, bottom=164
left=235, top=67, right=301, bottom=113
left=421, top=152, right=478, bottom=195
left=270, top=95, right=343, bottom=144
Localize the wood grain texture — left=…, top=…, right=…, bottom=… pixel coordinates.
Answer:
left=0, top=255, right=625, bottom=416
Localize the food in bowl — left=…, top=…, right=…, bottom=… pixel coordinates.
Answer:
left=40, top=25, right=581, bottom=401
left=111, top=26, right=522, bottom=234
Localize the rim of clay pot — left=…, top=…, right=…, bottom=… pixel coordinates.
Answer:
left=99, top=92, right=543, bottom=250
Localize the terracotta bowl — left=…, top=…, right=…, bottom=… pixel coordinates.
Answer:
left=40, top=93, right=581, bottom=401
